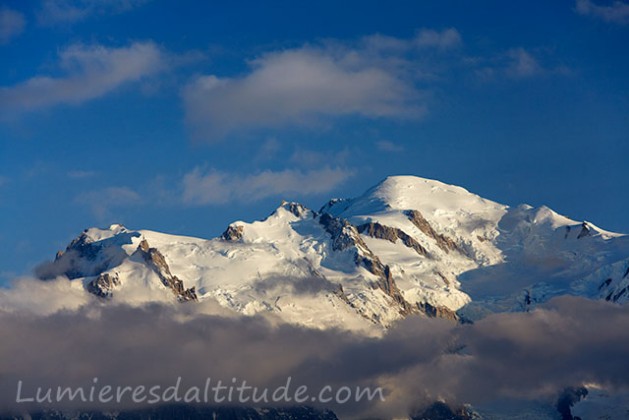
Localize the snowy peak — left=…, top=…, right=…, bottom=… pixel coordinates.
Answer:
left=326, top=175, right=506, bottom=218
left=36, top=175, right=629, bottom=332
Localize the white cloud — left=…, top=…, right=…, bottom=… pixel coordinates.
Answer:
left=375, top=140, right=404, bottom=152
left=0, top=277, right=93, bottom=316
left=414, top=28, right=462, bottom=50
left=575, top=0, right=629, bottom=24
left=183, top=28, right=471, bottom=141
left=183, top=44, right=426, bottom=141
left=471, top=48, right=567, bottom=81
left=505, top=48, right=543, bottom=78
left=38, top=0, right=149, bottom=25
left=0, top=42, right=165, bottom=114
left=182, top=167, right=354, bottom=205
left=0, top=7, right=25, bottom=44
left=75, top=186, right=142, bottom=218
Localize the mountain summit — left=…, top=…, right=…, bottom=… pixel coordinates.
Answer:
left=37, top=175, right=629, bottom=332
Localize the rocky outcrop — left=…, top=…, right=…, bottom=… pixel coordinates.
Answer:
left=39, top=227, right=137, bottom=280
left=50, top=232, right=107, bottom=279
left=221, top=225, right=244, bottom=241
left=417, top=301, right=459, bottom=321
left=599, top=278, right=613, bottom=290
left=406, top=210, right=460, bottom=253
left=87, top=272, right=120, bottom=298
left=333, top=284, right=353, bottom=307
left=556, top=386, right=588, bottom=420
left=605, top=285, right=628, bottom=302
left=357, top=222, right=429, bottom=256
left=577, top=222, right=591, bottom=239
left=280, top=200, right=310, bottom=218
left=318, top=213, right=368, bottom=252
left=412, top=401, right=477, bottom=420
left=134, top=239, right=198, bottom=302
left=319, top=213, right=415, bottom=316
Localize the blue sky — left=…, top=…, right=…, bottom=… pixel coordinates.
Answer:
left=0, top=0, right=628, bottom=284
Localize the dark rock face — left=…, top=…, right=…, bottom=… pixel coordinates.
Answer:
left=599, top=278, right=613, bottom=290
left=38, top=229, right=139, bottom=281
left=412, top=401, right=476, bottom=420
left=556, top=386, right=588, bottom=420
left=280, top=201, right=309, bottom=218
left=42, top=233, right=107, bottom=280
left=133, top=239, right=198, bottom=302
left=606, top=286, right=628, bottom=302
left=318, top=213, right=365, bottom=252
left=406, top=210, right=460, bottom=253
left=417, top=301, right=459, bottom=321
left=221, top=225, right=244, bottom=241
left=357, top=222, right=429, bottom=256
left=577, top=222, right=591, bottom=239
left=86, top=272, right=120, bottom=298
left=319, top=213, right=415, bottom=316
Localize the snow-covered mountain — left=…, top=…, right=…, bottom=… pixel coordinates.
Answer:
left=37, top=176, right=629, bottom=332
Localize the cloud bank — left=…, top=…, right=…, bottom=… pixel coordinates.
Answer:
left=0, top=42, right=165, bottom=115
left=0, top=278, right=628, bottom=419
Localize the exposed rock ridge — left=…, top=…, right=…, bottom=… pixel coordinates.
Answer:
left=318, top=213, right=415, bottom=316
left=416, top=301, right=459, bottom=321
left=280, top=200, right=310, bottom=218
left=357, top=221, right=429, bottom=256
left=221, top=225, right=244, bottom=241
left=133, top=239, right=198, bottom=302
left=405, top=210, right=460, bottom=253
left=54, top=232, right=108, bottom=279
left=577, top=222, right=592, bottom=239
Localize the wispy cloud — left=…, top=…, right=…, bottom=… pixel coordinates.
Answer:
left=361, top=28, right=462, bottom=53
left=375, top=140, right=404, bottom=153
left=0, top=42, right=165, bottom=115
left=0, top=7, right=25, bottom=44
left=37, top=0, right=149, bottom=25
left=74, top=186, right=142, bottom=218
left=575, top=0, right=629, bottom=24
left=183, top=38, right=430, bottom=141
left=471, top=47, right=568, bottom=81
left=0, top=294, right=628, bottom=418
left=182, top=167, right=354, bottom=205
left=505, top=48, right=543, bottom=78
left=414, top=28, right=462, bottom=50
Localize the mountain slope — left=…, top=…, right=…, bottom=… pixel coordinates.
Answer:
left=36, top=176, right=629, bottom=331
